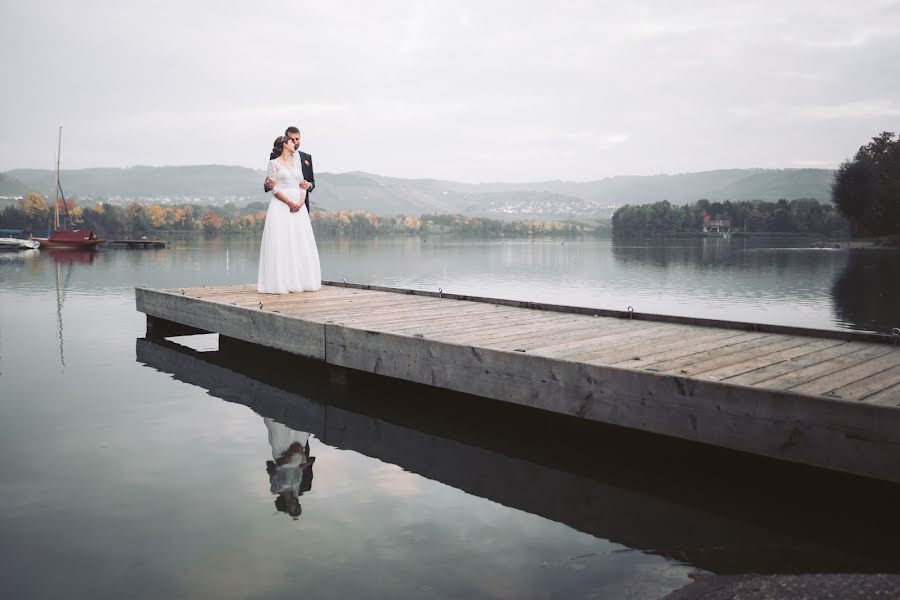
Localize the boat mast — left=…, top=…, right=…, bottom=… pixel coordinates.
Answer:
left=54, top=126, right=62, bottom=231
left=55, top=260, right=66, bottom=367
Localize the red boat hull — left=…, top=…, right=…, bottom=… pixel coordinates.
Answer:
left=35, top=229, right=105, bottom=249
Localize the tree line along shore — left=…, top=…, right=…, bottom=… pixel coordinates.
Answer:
left=611, top=197, right=847, bottom=237
left=0, top=192, right=889, bottom=242
left=614, top=130, right=899, bottom=241
left=0, top=194, right=585, bottom=238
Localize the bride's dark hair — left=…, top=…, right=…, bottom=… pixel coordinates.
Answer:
left=269, top=136, right=285, bottom=160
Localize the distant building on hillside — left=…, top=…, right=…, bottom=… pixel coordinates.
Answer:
left=702, top=217, right=733, bottom=233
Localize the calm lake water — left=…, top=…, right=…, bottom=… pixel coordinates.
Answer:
left=1, top=235, right=899, bottom=599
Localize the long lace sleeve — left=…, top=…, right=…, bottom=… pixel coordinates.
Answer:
left=266, top=160, right=279, bottom=194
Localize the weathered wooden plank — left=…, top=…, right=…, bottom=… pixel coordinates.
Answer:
left=863, top=382, right=900, bottom=407
left=347, top=302, right=499, bottom=327
left=462, top=316, right=624, bottom=348
left=561, top=325, right=739, bottom=364
left=240, top=292, right=363, bottom=312
left=190, top=290, right=268, bottom=305
left=789, top=353, right=900, bottom=397
left=641, top=334, right=780, bottom=374
left=396, top=312, right=554, bottom=339
left=754, top=345, right=897, bottom=392
left=437, top=312, right=590, bottom=344
left=467, top=315, right=603, bottom=348
left=491, top=321, right=660, bottom=357
left=591, top=329, right=759, bottom=367
left=604, top=330, right=771, bottom=370
left=355, top=307, right=503, bottom=333
left=543, top=324, right=705, bottom=359
left=526, top=322, right=681, bottom=357
left=254, top=286, right=390, bottom=304
left=259, top=289, right=381, bottom=308
left=830, top=365, right=900, bottom=402
left=326, top=297, right=481, bottom=322
left=291, top=294, right=441, bottom=317
left=722, top=342, right=859, bottom=386
left=386, top=311, right=546, bottom=337
left=391, top=307, right=560, bottom=337
left=694, top=339, right=848, bottom=381
left=210, top=285, right=361, bottom=305
left=235, top=292, right=373, bottom=315
left=660, top=336, right=818, bottom=378
left=328, top=294, right=482, bottom=318
left=407, top=317, right=577, bottom=346
left=199, top=286, right=356, bottom=305
left=301, top=302, right=467, bottom=325
left=467, top=321, right=616, bottom=352
left=544, top=323, right=724, bottom=360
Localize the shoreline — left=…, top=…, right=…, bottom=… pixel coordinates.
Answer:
left=810, top=239, right=900, bottom=251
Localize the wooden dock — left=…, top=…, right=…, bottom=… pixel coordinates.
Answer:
left=135, top=282, right=900, bottom=484
left=106, top=239, right=168, bottom=249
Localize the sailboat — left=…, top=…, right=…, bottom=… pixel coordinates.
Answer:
left=34, top=127, right=105, bottom=249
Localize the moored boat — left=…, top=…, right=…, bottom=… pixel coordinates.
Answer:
left=34, top=230, right=103, bottom=248
left=35, top=126, right=106, bottom=250
left=0, top=237, right=40, bottom=250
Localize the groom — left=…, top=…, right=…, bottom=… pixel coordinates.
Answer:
left=264, top=125, right=315, bottom=212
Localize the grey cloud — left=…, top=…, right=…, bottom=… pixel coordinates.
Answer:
left=1, top=0, right=898, bottom=182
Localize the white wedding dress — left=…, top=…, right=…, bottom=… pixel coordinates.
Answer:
left=264, top=418, right=312, bottom=495
left=257, top=156, right=321, bottom=293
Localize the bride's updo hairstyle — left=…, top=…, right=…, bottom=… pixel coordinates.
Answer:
left=270, top=136, right=285, bottom=160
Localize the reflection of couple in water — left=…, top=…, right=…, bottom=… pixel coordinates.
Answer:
left=264, top=417, right=315, bottom=518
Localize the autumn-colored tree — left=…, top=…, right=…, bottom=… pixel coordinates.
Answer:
left=200, top=210, right=223, bottom=234
left=19, top=192, right=49, bottom=229
left=171, top=205, right=195, bottom=229
left=145, top=205, right=166, bottom=228
left=125, top=202, right=151, bottom=233
left=58, top=199, right=84, bottom=226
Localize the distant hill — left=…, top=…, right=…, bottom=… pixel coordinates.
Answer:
left=319, top=169, right=836, bottom=217
left=1, top=166, right=836, bottom=217
left=0, top=172, right=29, bottom=197
left=315, top=171, right=458, bottom=214
left=437, top=168, right=836, bottom=205
left=4, top=165, right=262, bottom=199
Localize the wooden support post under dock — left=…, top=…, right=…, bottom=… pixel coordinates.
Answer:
left=135, top=282, right=900, bottom=484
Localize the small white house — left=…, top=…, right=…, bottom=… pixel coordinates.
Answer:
left=702, top=217, right=732, bottom=233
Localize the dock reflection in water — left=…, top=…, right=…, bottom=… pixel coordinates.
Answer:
left=136, top=335, right=900, bottom=576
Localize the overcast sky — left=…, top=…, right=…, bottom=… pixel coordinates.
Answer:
left=1, top=1, right=898, bottom=182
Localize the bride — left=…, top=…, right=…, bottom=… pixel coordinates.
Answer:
left=257, top=134, right=321, bottom=294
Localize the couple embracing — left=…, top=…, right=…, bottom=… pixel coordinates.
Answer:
left=257, top=125, right=321, bottom=294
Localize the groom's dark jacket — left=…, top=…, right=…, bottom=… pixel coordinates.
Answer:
left=263, top=151, right=315, bottom=212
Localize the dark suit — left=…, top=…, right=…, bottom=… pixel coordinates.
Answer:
left=264, top=150, right=315, bottom=212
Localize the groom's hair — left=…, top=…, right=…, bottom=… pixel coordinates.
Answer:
left=285, top=126, right=300, bottom=136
